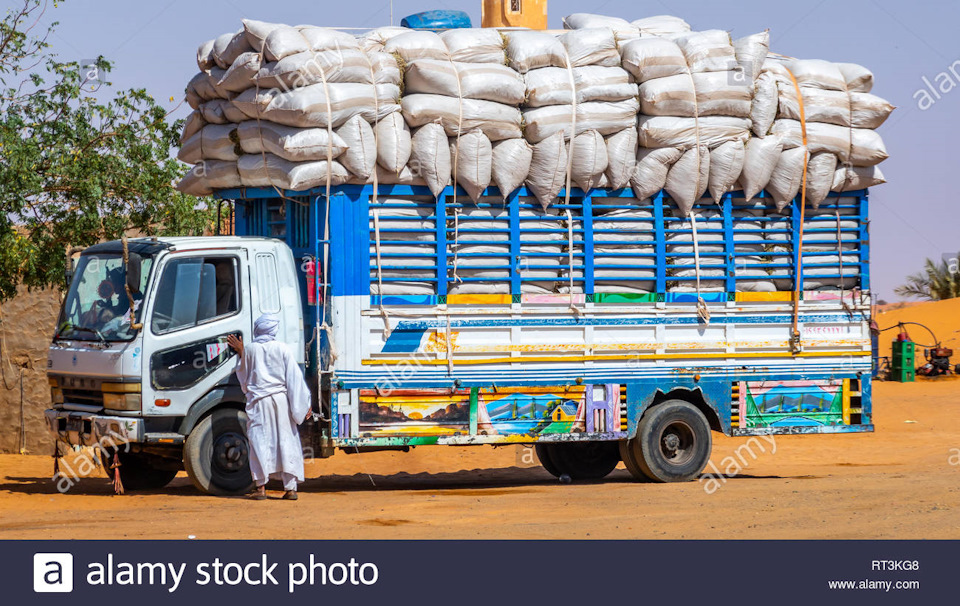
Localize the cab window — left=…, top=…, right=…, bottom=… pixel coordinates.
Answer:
left=151, top=256, right=239, bottom=334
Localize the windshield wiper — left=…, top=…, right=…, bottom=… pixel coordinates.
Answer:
left=55, top=323, right=106, bottom=344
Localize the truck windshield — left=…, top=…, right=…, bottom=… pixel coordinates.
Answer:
left=55, top=254, right=153, bottom=342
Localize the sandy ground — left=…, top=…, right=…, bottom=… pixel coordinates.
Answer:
left=0, top=379, right=958, bottom=540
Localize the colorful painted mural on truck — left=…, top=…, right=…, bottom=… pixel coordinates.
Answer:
left=357, top=384, right=623, bottom=439
left=740, top=380, right=845, bottom=428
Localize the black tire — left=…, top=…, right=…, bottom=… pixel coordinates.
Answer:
left=631, top=400, right=712, bottom=483
left=548, top=441, right=621, bottom=481
left=100, top=451, right=179, bottom=492
left=618, top=439, right=650, bottom=482
left=183, top=408, right=253, bottom=496
left=535, top=443, right=564, bottom=478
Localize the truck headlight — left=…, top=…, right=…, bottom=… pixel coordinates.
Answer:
left=103, top=393, right=142, bottom=411
left=102, top=383, right=142, bottom=412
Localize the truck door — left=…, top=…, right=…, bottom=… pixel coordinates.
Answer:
left=141, top=252, right=248, bottom=418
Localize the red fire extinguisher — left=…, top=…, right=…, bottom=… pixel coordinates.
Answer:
left=305, top=258, right=318, bottom=306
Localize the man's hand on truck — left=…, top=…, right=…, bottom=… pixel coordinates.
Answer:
left=226, top=333, right=243, bottom=358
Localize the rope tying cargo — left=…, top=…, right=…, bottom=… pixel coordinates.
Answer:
left=686, top=62, right=709, bottom=325
left=372, top=209, right=392, bottom=339
left=784, top=66, right=809, bottom=353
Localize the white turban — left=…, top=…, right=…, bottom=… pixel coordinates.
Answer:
left=253, top=313, right=280, bottom=343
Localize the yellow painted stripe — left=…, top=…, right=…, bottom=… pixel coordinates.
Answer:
left=446, top=294, right=513, bottom=305
left=735, top=292, right=795, bottom=302
left=842, top=378, right=851, bottom=425
left=363, top=350, right=871, bottom=366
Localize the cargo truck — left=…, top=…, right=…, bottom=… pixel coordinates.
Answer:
left=45, top=184, right=873, bottom=494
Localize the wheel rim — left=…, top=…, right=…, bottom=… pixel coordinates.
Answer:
left=213, top=431, right=248, bottom=475
left=658, top=420, right=696, bottom=466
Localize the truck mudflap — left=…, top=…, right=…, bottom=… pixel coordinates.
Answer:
left=44, top=409, right=144, bottom=448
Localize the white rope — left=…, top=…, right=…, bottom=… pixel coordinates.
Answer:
left=561, top=47, right=578, bottom=209
left=372, top=210, right=392, bottom=339
left=452, top=207, right=462, bottom=284
left=565, top=208, right=580, bottom=314
left=686, top=64, right=709, bottom=325
left=690, top=213, right=711, bottom=325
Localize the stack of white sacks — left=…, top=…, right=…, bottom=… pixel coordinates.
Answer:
left=176, top=13, right=892, bottom=294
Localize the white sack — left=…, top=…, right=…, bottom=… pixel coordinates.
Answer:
left=765, top=147, right=809, bottom=209
left=664, top=146, right=710, bottom=214
left=450, top=129, right=493, bottom=203
left=739, top=135, right=784, bottom=200
left=621, top=37, right=688, bottom=83
left=218, top=52, right=261, bottom=93
left=524, top=66, right=638, bottom=107
left=256, top=49, right=398, bottom=89
left=177, top=160, right=241, bottom=196
left=237, top=120, right=349, bottom=162
left=197, top=39, right=216, bottom=71
left=832, top=165, right=886, bottom=191
left=263, top=26, right=309, bottom=62
left=401, top=94, right=523, bottom=141
left=384, top=31, right=449, bottom=62
left=750, top=70, right=778, bottom=136
left=410, top=122, right=452, bottom=197
left=177, top=124, right=239, bottom=164
left=568, top=130, right=608, bottom=193
left=232, top=83, right=400, bottom=129
left=526, top=132, right=569, bottom=208
left=238, top=153, right=351, bottom=190
left=770, top=120, right=888, bottom=166
left=564, top=13, right=639, bottom=40
left=670, top=30, right=735, bottom=73
left=505, top=31, right=569, bottom=73
left=631, top=147, right=683, bottom=200
left=180, top=111, right=206, bottom=144
left=632, top=15, right=691, bottom=36
left=336, top=115, right=377, bottom=180
left=523, top=98, right=640, bottom=143
left=404, top=59, right=526, bottom=105
left=638, top=71, right=752, bottom=118
left=637, top=115, right=751, bottom=149
left=440, top=29, right=506, bottom=64
left=837, top=63, right=874, bottom=93
left=604, top=128, right=638, bottom=190
left=242, top=19, right=283, bottom=52
left=806, top=152, right=838, bottom=208
left=708, top=140, right=745, bottom=202
left=376, top=112, right=412, bottom=173
left=559, top=28, right=621, bottom=68
left=734, top=32, right=769, bottom=82
left=491, top=138, right=533, bottom=198
left=785, top=59, right=847, bottom=91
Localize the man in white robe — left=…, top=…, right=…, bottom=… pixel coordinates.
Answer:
left=226, top=314, right=311, bottom=500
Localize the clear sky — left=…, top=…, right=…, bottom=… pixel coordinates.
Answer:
left=11, top=0, right=960, bottom=301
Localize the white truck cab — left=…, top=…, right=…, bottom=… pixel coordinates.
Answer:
left=45, top=236, right=305, bottom=494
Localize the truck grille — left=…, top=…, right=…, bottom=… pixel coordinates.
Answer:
left=61, top=388, right=104, bottom=407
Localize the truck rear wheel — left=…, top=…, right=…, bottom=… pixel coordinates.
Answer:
left=539, top=442, right=620, bottom=481
left=183, top=408, right=254, bottom=496
left=100, top=450, right=179, bottom=491
left=618, top=439, right=651, bottom=482
left=534, top=444, right=563, bottom=478
left=630, top=400, right=712, bottom=483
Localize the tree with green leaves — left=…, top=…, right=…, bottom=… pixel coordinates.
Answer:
left=894, top=258, right=960, bottom=301
left=0, top=0, right=219, bottom=301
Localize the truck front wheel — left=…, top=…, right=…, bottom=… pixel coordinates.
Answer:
left=100, top=450, right=179, bottom=491
left=183, top=408, right=254, bottom=496
left=536, top=442, right=620, bottom=481
left=629, top=400, right=712, bottom=483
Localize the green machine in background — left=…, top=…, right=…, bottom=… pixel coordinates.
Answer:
left=891, top=338, right=916, bottom=383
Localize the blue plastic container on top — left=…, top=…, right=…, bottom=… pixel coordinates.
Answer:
left=400, top=10, right=472, bottom=30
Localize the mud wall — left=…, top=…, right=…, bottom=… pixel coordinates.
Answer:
left=0, top=288, right=61, bottom=454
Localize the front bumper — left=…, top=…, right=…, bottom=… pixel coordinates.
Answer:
left=44, top=409, right=144, bottom=448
